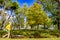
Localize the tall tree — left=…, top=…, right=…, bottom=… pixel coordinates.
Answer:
left=21, top=4, right=28, bottom=29
left=36, top=0, right=60, bottom=30
left=55, top=0, right=60, bottom=30
left=0, top=0, right=20, bottom=29
left=27, top=3, right=48, bottom=29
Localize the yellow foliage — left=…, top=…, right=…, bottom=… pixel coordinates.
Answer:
left=34, top=3, right=42, bottom=9
left=30, top=6, right=35, bottom=11
left=27, top=2, right=48, bottom=26
left=29, top=20, right=35, bottom=25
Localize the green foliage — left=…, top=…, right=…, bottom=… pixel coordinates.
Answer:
left=27, top=3, right=48, bottom=27
left=14, top=8, right=21, bottom=14
left=36, top=0, right=60, bottom=30
left=10, top=30, right=60, bottom=38
left=0, top=30, right=6, bottom=37
left=6, top=0, right=12, bottom=9
left=0, top=30, right=60, bottom=38
left=0, top=0, right=4, bottom=6
left=11, top=2, right=19, bottom=10
left=46, top=18, right=53, bottom=27
left=22, top=4, right=28, bottom=13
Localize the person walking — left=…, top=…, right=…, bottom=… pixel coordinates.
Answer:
left=5, top=22, right=11, bottom=38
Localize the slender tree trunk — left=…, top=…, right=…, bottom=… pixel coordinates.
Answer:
left=1, top=20, right=5, bottom=29
left=58, top=19, right=60, bottom=29
left=16, top=15, right=21, bottom=30
left=1, top=0, right=6, bottom=29
left=37, top=24, right=39, bottom=30
left=44, top=23, right=48, bottom=30
left=31, top=25, right=33, bottom=30
left=44, top=23, right=46, bottom=30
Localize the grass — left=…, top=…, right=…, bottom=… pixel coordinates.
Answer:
left=0, top=38, right=60, bottom=40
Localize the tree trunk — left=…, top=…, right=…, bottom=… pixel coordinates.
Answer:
left=1, top=20, right=5, bottom=29
left=44, top=23, right=48, bottom=30
left=37, top=24, right=39, bottom=30
left=58, top=19, right=60, bottom=29
left=44, top=23, right=46, bottom=30
left=1, top=0, right=6, bottom=29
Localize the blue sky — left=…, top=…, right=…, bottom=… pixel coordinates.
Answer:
left=17, top=0, right=35, bottom=7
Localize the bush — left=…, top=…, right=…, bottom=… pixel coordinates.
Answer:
left=0, top=30, right=6, bottom=37
left=0, top=29, right=60, bottom=38
left=10, top=30, right=60, bottom=38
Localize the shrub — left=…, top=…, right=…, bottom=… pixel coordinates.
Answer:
left=0, top=29, right=60, bottom=38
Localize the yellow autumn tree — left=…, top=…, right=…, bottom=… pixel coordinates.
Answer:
left=27, top=3, right=48, bottom=29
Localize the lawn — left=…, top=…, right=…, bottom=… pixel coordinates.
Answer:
left=0, top=38, right=60, bottom=40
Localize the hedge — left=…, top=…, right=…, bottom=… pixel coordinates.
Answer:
left=0, top=29, right=60, bottom=38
